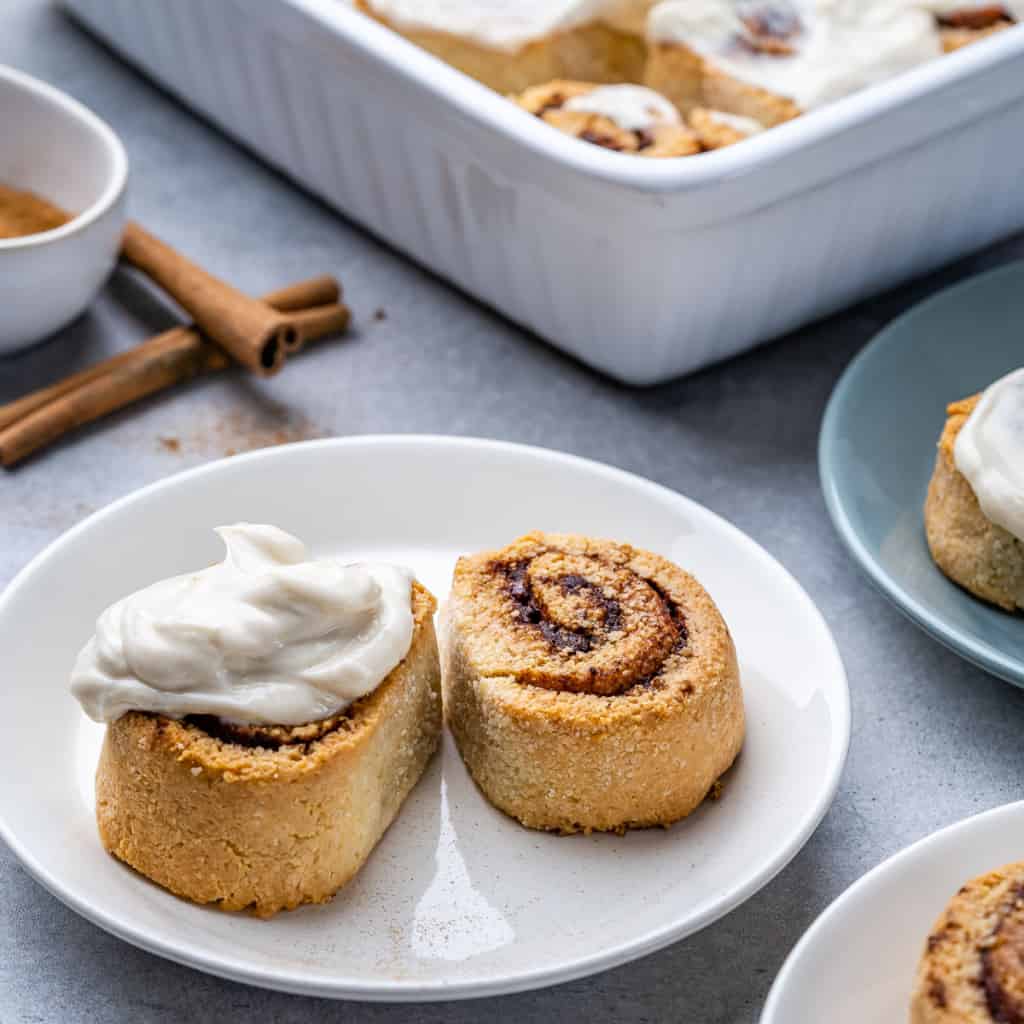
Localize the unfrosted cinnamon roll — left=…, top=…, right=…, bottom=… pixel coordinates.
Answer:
left=912, top=861, right=1024, bottom=1023
left=441, top=532, right=744, bottom=834
left=513, top=80, right=701, bottom=156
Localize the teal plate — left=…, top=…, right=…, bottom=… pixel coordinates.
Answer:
left=820, top=262, right=1024, bottom=685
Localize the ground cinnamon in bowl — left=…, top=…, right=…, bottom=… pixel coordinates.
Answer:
left=0, top=183, right=71, bottom=239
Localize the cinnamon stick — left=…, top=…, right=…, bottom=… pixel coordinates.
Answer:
left=0, top=295, right=350, bottom=468
left=0, top=276, right=341, bottom=432
left=121, top=221, right=299, bottom=377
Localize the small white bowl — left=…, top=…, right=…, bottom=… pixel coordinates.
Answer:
left=0, top=65, right=128, bottom=355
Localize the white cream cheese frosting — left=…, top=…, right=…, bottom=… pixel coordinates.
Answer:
left=647, top=0, right=943, bottom=109
left=70, top=524, right=415, bottom=726
left=361, top=0, right=612, bottom=52
left=564, top=84, right=682, bottom=130
left=954, top=369, right=1024, bottom=544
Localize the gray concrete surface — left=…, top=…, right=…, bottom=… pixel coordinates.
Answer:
left=3, top=2, right=1024, bottom=1021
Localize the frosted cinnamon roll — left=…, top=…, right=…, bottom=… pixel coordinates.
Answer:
left=925, top=3, right=1021, bottom=51
left=924, top=371, right=1024, bottom=613
left=513, top=80, right=701, bottom=156
left=644, top=0, right=942, bottom=126
left=71, top=525, right=442, bottom=915
left=354, top=0, right=646, bottom=94
left=441, top=532, right=744, bottom=834
left=912, top=861, right=1024, bottom=1023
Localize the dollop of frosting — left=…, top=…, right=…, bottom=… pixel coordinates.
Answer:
left=647, top=0, right=943, bottom=109
left=954, top=369, right=1024, bottom=544
left=70, top=524, right=415, bottom=725
left=564, top=84, right=682, bottom=130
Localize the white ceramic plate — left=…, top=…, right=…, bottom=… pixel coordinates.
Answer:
left=0, top=436, right=850, bottom=1001
left=761, top=801, right=1024, bottom=1023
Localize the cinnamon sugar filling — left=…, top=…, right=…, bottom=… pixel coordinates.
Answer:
left=983, top=889, right=1024, bottom=1024
left=491, top=548, right=690, bottom=697
left=181, top=709, right=353, bottom=751
left=735, top=3, right=804, bottom=55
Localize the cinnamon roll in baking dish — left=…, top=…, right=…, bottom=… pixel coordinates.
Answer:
left=644, top=0, right=943, bottom=127
left=912, top=861, right=1024, bottom=1023
left=441, top=532, right=744, bottom=835
left=513, top=80, right=702, bottom=156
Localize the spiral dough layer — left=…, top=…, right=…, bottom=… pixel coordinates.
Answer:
left=441, top=531, right=744, bottom=834
left=912, top=861, right=1024, bottom=1023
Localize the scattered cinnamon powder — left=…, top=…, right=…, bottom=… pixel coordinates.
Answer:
left=0, top=183, right=72, bottom=239
left=167, top=403, right=323, bottom=458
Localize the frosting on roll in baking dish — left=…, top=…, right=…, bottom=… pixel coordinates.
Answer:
left=71, top=523, right=414, bottom=725
left=513, top=80, right=701, bottom=155
left=954, top=368, right=1024, bottom=544
left=563, top=82, right=682, bottom=129
left=356, top=0, right=612, bottom=52
left=646, top=0, right=943, bottom=110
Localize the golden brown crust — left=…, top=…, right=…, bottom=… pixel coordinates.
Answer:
left=95, top=583, right=442, bottom=916
left=911, top=861, right=1024, bottom=1023
left=687, top=107, right=756, bottom=149
left=513, top=80, right=701, bottom=157
left=941, top=20, right=1014, bottom=51
left=925, top=395, right=1024, bottom=613
left=441, top=532, right=744, bottom=834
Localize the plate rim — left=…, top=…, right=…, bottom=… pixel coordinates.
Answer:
left=759, top=799, right=1024, bottom=1023
left=819, top=261, right=1024, bottom=688
left=0, top=434, right=851, bottom=1001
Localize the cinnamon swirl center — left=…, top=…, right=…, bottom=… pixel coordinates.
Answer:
left=983, top=890, right=1024, bottom=1024
left=492, top=549, right=688, bottom=696
left=735, top=2, right=804, bottom=55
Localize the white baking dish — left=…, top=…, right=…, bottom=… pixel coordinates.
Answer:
left=61, top=0, right=1024, bottom=384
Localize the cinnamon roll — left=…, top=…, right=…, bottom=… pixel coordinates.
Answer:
left=911, top=861, right=1024, bottom=1023
left=441, top=532, right=744, bottom=834
left=72, top=525, right=443, bottom=916
left=513, top=80, right=701, bottom=156
left=644, top=1, right=942, bottom=127
left=924, top=373, right=1024, bottom=613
